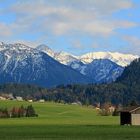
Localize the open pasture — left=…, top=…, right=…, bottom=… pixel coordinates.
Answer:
left=0, top=100, right=139, bottom=140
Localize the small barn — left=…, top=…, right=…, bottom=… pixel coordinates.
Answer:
left=120, top=106, right=140, bottom=125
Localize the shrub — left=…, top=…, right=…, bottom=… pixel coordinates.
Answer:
left=99, top=109, right=111, bottom=116
left=0, top=105, right=38, bottom=118
left=0, top=108, right=10, bottom=118
left=26, top=105, right=38, bottom=117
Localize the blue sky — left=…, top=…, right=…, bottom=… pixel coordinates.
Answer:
left=0, top=0, right=140, bottom=55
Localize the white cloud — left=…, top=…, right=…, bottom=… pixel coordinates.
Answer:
left=2, top=0, right=135, bottom=37
left=0, top=23, right=12, bottom=37
left=49, top=0, right=133, bottom=15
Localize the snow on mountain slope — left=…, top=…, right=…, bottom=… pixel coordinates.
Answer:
left=79, top=52, right=139, bottom=67
left=36, top=45, right=138, bottom=83
left=36, top=45, right=139, bottom=67
left=36, top=45, right=79, bottom=65
left=53, top=51, right=136, bottom=82
left=0, top=43, right=89, bottom=87
left=68, top=60, right=86, bottom=75
left=36, top=44, right=55, bottom=58
left=0, top=42, right=138, bottom=86
left=54, top=51, right=79, bottom=65
left=83, top=59, right=124, bottom=83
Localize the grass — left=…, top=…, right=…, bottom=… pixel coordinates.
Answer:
left=0, top=100, right=140, bottom=140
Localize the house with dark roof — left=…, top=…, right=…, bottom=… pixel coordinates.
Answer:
left=120, top=106, right=140, bottom=125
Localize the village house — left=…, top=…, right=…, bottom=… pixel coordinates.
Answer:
left=109, top=106, right=115, bottom=114
left=7, top=94, right=15, bottom=100
left=39, top=99, right=45, bottom=103
left=71, top=101, right=82, bottom=106
left=28, top=99, right=33, bottom=103
left=0, top=96, right=6, bottom=100
left=95, top=106, right=100, bottom=110
left=16, top=96, right=23, bottom=101
left=0, top=93, right=14, bottom=100
left=120, top=106, right=140, bottom=125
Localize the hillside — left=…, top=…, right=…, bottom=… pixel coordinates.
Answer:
left=37, top=45, right=138, bottom=83
left=0, top=42, right=126, bottom=86
left=0, top=57, right=140, bottom=106
left=0, top=43, right=89, bottom=87
left=83, top=59, right=124, bottom=83
left=117, top=58, right=140, bottom=86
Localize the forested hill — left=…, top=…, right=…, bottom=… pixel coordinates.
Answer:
left=0, top=58, right=140, bottom=106
left=117, top=58, right=140, bottom=86
left=0, top=83, right=46, bottom=97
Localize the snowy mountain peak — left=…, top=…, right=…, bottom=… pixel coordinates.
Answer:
left=36, top=43, right=140, bottom=67
left=0, top=42, right=4, bottom=46
left=36, top=44, right=50, bottom=50
left=0, top=42, right=139, bottom=86
left=36, top=44, right=139, bottom=67
left=13, top=43, right=29, bottom=48
left=0, top=43, right=5, bottom=51
left=54, top=51, right=78, bottom=65
left=36, top=44, right=55, bottom=57
left=79, top=51, right=139, bottom=67
left=0, top=42, right=30, bottom=51
left=0, top=42, right=88, bottom=87
left=36, top=45, right=79, bottom=65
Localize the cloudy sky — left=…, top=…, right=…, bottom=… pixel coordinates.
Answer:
left=0, top=0, right=140, bottom=55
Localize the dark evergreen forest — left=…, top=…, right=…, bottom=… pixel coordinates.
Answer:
left=0, top=58, right=140, bottom=106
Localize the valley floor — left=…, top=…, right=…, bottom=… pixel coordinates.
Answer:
left=0, top=100, right=140, bottom=140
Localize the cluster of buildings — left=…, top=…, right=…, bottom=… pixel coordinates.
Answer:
left=0, top=94, right=45, bottom=103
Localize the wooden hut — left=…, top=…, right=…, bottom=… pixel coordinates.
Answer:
left=120, top=106, right=140, bottom=125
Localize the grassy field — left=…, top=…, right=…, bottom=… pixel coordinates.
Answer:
left=0, top=100, right=140, bottom=140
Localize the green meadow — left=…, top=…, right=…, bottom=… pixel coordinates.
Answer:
left=0, top=100, right=140, bottom=140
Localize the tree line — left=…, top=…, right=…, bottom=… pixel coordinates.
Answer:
left=0, top=105, right=38, bottom=118
left=0, top=58, right=140, bottom=106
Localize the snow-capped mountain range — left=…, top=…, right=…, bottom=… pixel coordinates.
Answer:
left=79, top=52, right=138, bottom=67
left=37, top=44, right=79, bottom=65
left=0, top=42, right=139, bottom=87
left=37, top=44, right=139, bottom=67
left=37, top=44, right=139, bottom=79
left=0, top=42, right=88, bottom=87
